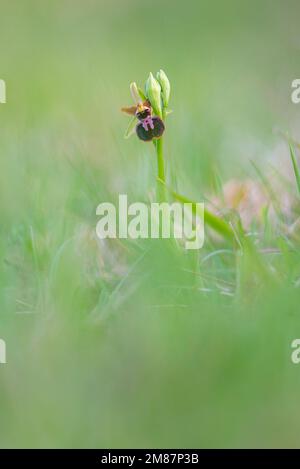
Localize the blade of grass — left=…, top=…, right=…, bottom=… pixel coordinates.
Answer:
left=250, top=160, right=282, bottom=220
left=289, top=143, right=300, bottom=196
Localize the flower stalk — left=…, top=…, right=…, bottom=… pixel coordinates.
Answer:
left=155, top=137, right=166, bottom=202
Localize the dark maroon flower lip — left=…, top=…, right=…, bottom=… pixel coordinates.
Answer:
left=136, top=117, right=165, bottom=142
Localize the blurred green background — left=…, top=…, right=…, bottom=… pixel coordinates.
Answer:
left=1, top=0, right=300, bottom=448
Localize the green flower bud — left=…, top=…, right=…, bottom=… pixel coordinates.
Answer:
left=137, top=87, right=147, bottom=102
left=145, top=72, right=162, bottom=118
left=156, top=69, right=170, bottom=108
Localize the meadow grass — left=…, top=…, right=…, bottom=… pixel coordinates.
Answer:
left=1, top=0, right=300, bottom=449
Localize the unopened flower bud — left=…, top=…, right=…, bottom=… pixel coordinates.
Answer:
left=145, top=72, right=162, bottom=118
left=156, top=69, right=170, bottom=108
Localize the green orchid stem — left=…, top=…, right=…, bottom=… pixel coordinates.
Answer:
left=156, top=137, right=166, bottom=202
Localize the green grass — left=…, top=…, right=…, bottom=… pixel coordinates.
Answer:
left=289, top=144, right=300, bottom=196
left=1, top=0, right=300, bottom=449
